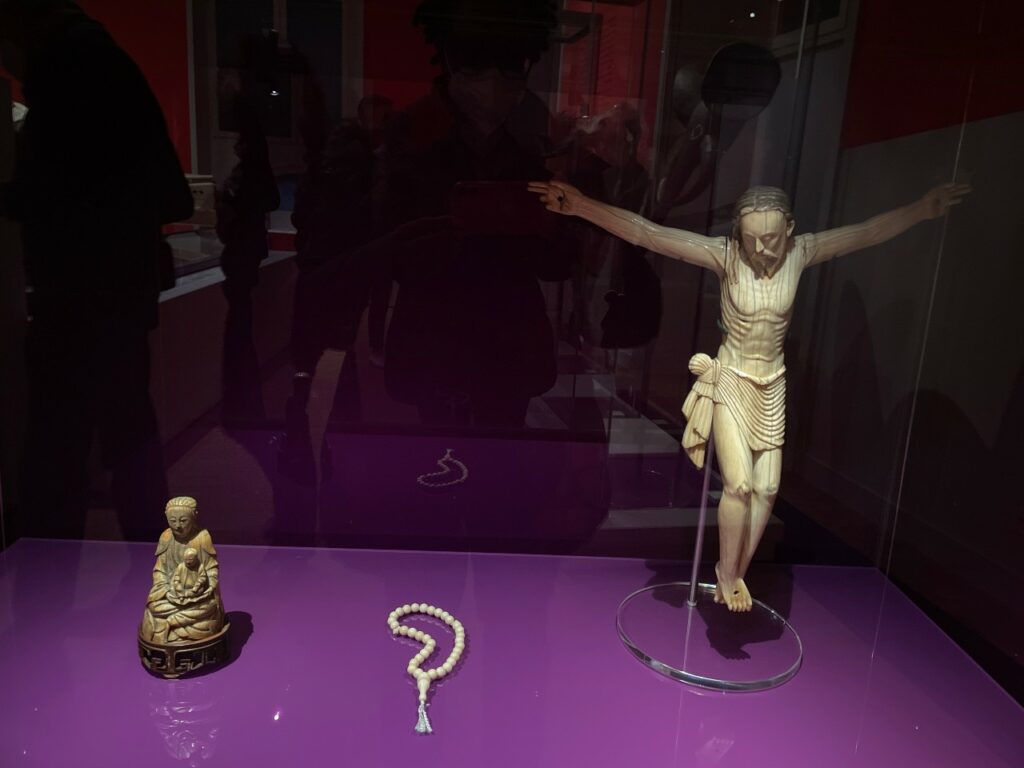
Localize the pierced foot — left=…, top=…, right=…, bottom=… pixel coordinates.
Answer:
left=734, top=578, right=753, bottom=612
left=714, top=562, right=746, bottom=612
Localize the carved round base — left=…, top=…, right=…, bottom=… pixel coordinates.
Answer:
left=138, top=624, right=231, bottom=679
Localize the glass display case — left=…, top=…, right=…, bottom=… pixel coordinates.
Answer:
left=0, top=0, right=1021, bottom=765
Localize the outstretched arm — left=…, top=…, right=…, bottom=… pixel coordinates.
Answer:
left=806, top=182, right=970, bottom=266
left=528, top=180, right=726, bottom=275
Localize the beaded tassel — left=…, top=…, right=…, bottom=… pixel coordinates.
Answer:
left=415, top=701, right=432, bottom=734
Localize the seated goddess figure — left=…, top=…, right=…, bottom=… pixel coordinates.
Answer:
left=140, top=497, right=226, bottom=646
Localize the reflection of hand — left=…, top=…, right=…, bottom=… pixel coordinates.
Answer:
left=527, top=180, right=585, bottom=216
left=920, top=182, right=971, bottom=219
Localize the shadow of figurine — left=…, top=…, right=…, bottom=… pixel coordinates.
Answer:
left=640, top=558, right=793, bottom=661
left=697, top=563, right=794, bottom=658
left=376, top=0, right=570, bottom=430
left=0, top=0, right=192, bottom=542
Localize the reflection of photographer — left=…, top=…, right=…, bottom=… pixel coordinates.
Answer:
left=377, top=0, right=570, bottom=429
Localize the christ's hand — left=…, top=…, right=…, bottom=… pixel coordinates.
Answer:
left=528, top=180, right=585, bottom=216
left=919, top=182, right=971, bottom=220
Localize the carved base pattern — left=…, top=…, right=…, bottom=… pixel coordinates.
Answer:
left=138, top=623, right=231, bottom=679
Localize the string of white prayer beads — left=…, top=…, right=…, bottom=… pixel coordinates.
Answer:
left=387, top=603, right=466, bottom=734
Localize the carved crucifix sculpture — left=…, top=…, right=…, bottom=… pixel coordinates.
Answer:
left=529, top=179, right=969, bottom=611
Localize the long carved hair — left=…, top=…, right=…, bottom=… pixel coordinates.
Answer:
left=726, top=186, right=794, bottom=282
left=730, top=186, right=793, bottom=241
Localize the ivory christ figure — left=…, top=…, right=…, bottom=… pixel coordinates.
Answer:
left=528, top=180, right=969, bottom=611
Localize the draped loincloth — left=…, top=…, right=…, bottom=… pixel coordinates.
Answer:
left=680, top=353, right=786, bottom=468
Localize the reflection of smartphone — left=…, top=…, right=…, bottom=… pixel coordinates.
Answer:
left=450, top=181, right=557, bottom=237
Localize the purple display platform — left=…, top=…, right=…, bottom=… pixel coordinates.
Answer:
left=0, top=539, right=1020, bottom=767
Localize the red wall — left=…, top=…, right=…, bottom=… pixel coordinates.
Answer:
left=362, top=0, right=436, bottom=109
left=79, top=0, right=192, bottom=168
left=360, top=0, right=669, bottom=167
left=10, top=1, right=673, bottom=167
left=842, top=0, right=1024, bottom=148
left=0, top=67, right=22, bottom=103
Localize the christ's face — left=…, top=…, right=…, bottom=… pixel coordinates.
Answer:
left=738, top=209, right=794, bottom=273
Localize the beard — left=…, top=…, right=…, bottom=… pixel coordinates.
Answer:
left=749, top=251, right=780, bottom=275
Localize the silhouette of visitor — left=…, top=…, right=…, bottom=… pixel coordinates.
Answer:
left=217, top=31, right=282, bottom=425
left=0, top=0, right=192, bottom=540
left=377, top=0, right=569, bottom=429
left=562, top=103, right=660, bottom=350
left=278, top=92, right=390, bottom=484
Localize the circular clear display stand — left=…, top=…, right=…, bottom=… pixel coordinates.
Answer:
left=616, top=581, right=803, bottom=692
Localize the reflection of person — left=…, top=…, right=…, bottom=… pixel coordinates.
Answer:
left=378, top=0, right=568, bottom=429
left=141, top=497, right=225, bottom=644
left=566, top=103, right=659, bottom=349
left=217, top=33, right=282, bottom=424
left=289, top=94, right=390, bottom=374
left=653, top=45, right=780, bottom=224
left=362, top=96, right=396, bottom=366
left=530, top=179, right=970, bottom=610
left=0, top=0, right=192, bottom=540
left=280, top=94, right=391, bottom=483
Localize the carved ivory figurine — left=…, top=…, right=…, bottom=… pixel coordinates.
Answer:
left=139, top=497, right=230, bottom=676
left=529, top=179, right=969, bottom=611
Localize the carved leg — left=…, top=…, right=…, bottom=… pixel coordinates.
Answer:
left=711, top=404, right=754, bottom=612
left=735, top=447, right=782, bottom=610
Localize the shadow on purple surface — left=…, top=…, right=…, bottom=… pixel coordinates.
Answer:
left=226, top=610, right=254, bottom=660
left=640, top=560, right=795, bottom=661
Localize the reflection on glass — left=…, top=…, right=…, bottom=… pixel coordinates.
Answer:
left=0, top=0, right=1019, bottom=709
left=149, top=680, right=220, bottom=766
